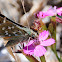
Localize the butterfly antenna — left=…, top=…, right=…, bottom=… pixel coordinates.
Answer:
left=18, top=45, right=22, bottom=49
left=21, top=0, right=30, bottom=28
left=23, top=43, right=24, bottom=48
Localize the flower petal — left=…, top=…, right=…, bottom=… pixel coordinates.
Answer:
left=23, top=45, right=34, bottom=55
left=40, top=38, right=55, bottom=46
left=37, top=12, right=46, bottom=18
left=23, top=49, right=34, bottom=55
left=27, top=40, right=34, bottom=46
left=23, top=40, right=35, bottom=55
left=39, top=30, right=49, bottom=41
left=34, top=45, right=46, bottom=57
left=57, top=7, right=62, bottom=16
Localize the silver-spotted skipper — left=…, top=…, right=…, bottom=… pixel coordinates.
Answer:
left=0, top=14, right=37, bottom=47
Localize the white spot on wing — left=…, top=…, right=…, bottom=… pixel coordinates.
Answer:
left=5, top=31, right=8, bottom=35
left=5, top=33, right=8, bottom=35
left=2, top=27, right=5, bottom=30
left=8, top=26, right=11, bottom=29
left=12, top=26, right=14, bottom=29
left=15, top=34, right=18, bottom=36
left=3, top=20, right=6, bottom=23
left=13, top=31, right=16, bottom=34
left=5, top=31, right=8, bottom=33
left=18, top=30, right=22, bottom=34
left=9, top=34, right=11, bottom=36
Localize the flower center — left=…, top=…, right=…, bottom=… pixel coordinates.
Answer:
left=32, top=40, right=40, bottom=47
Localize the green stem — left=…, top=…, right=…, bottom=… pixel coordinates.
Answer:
left=40, top=56, right=46, bottom=62
left=50, top=17, right=60, bottom=61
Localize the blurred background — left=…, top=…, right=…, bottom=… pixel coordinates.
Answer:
left=0, top=0, right=62, bottom=62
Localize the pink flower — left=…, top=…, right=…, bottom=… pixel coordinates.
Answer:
left=57, top=7, right=62, bottom=16
left=23, top=30, right=55, bottom=57
left=36, top=6, right=62, bottom=18
left=37, top=12, right=46, bottom=18
left=37, top=6, right=56, bottom=18
left=56, top=16, right=62, bottom=24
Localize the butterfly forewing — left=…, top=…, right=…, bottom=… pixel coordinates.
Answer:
left=0, top=15, right=30, bottom=47
left=0, top=22, right=26, bottom=37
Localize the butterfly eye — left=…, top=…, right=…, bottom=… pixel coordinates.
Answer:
left=31, top=34, right=35, bottom=39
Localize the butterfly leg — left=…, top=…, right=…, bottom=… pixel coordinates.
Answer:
left=27, top=37, right=31, bottom=51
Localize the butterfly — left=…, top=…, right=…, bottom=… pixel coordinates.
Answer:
left=0, top=13, right=37, bottom=47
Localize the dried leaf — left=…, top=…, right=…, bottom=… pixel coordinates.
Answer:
left=7, top=47, right=16, bottom=60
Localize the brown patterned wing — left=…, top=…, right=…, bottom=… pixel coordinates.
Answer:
left=0, top=14, right=30, bottom=47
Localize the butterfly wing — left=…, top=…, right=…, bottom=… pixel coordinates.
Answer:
left=0, top=14, right=37, bottom=47
left=0, top=14, right=30, bottom=47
